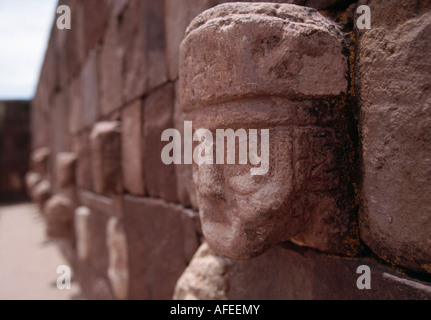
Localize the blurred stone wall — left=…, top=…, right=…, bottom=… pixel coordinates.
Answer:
left=0, top=100, right=30, bottom=203
left=27, top=0, right=431, bottom=299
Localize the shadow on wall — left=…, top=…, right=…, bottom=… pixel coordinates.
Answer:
left=0, top=100, right=30, bottom=203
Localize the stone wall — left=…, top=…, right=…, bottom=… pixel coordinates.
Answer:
left=0, top=100, right=30, bottom=203
left=27, top=0, right=431, bottom=299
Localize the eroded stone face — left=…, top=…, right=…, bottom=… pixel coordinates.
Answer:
left=45, top=194, right=74, bottom=239
left=90, top=121, right=122, bottom=195
left=180, top=3, right=357, bottom=259
left=106, top=217, right=129, bottom=300
left=55, top=152, right=78, bottom=189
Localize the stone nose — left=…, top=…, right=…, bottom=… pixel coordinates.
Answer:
left=196, top=163, right=225, bottom=200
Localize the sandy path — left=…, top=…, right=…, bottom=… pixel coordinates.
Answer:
left=0, top=202, right=83, bottom=300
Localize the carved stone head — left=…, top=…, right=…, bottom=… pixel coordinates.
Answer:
left=180, top=3, right=358, bottom=259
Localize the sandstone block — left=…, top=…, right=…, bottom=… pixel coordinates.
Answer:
left=90, top=121, right=122, bottom=195
left=123, top=195, right=200, bottom=299
left=100, top=14, right=124, bottom=117
left=121, top=99, right=145, bottom=196
left=121, top=0, right=168, bottom=102
left=82, top=0, right=109, bottom=54
left=357, top=0, right=431, bottom=274
left=68, top=76, right=83, bottom=134
left=81, top=50, right=100, bottom=128
left=228, top=244, right=431, bottom=300
left=143, top=84, right=177, bottom=202
left=71, top=132, right=93, bottom=191
left=78, top=189, right=114, bottom=215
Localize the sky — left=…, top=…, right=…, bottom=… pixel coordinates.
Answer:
left=0, top=0, right=58, bottom=100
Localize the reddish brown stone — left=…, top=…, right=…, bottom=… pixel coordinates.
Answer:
left=90, top=121, right=122, bottom=195
left=123, top=195, right=200, bottom=299
left=100, top=14, right=124, bottom=117
left=121, top=99, right=145, bottom=196
left=81, top=50, right=100, bottom=128
left=121, top=0, right=168, bottom=103
left=143, top=84, right=177, bottom=203
left=228, top=244, right=431, bottom=300
left=68, top=76, right=83, bottom=135
left=82, top=0, right=109, bottom=54
left=357, top=0, right=431, bottom=274
left=71, top=132, right=92, bottom=191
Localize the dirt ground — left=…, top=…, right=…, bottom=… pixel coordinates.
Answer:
left=0, top=202, right=83, bottom=300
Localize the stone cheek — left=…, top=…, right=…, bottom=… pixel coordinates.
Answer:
left=180, top=3, right=357, bottom=259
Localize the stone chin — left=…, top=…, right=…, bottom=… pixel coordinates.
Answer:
left=199, top=203, right=283, bottom=260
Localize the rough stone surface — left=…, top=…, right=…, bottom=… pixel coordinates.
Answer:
left=45, top=194, right=75, bottom=239
left=180, top=3, right=347, bottom=111
left=121, top=99, right=145, bottom=196
left=106, top=217, right=129, bottom=300
left=180, top=3, right=358, bottom=259
left=81, top=50, right=100, bottom=128
left=82, top=0, right=109, bottom=55
left=100, top=14, right=124, bottom=116
left=121, top=0, right=168, bottom=103
left=68, top=76, right=83, bottom=134
left=357, top=0, right=431, bottom=274
left=55, top=152, right=78, bottom=189
left=173, top=242, right=228, bottom=300
left=228, top=244, right=431, bottom=300
left=71, top=132, right=93, bottom=191
left=90, top=121, right=122, bottom=195
left=123, top=195, right=200, bottom=299
left=143, top=84, right=177, bottom=203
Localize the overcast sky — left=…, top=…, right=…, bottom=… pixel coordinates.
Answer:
left=0, top=0, right=58, bottom=100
